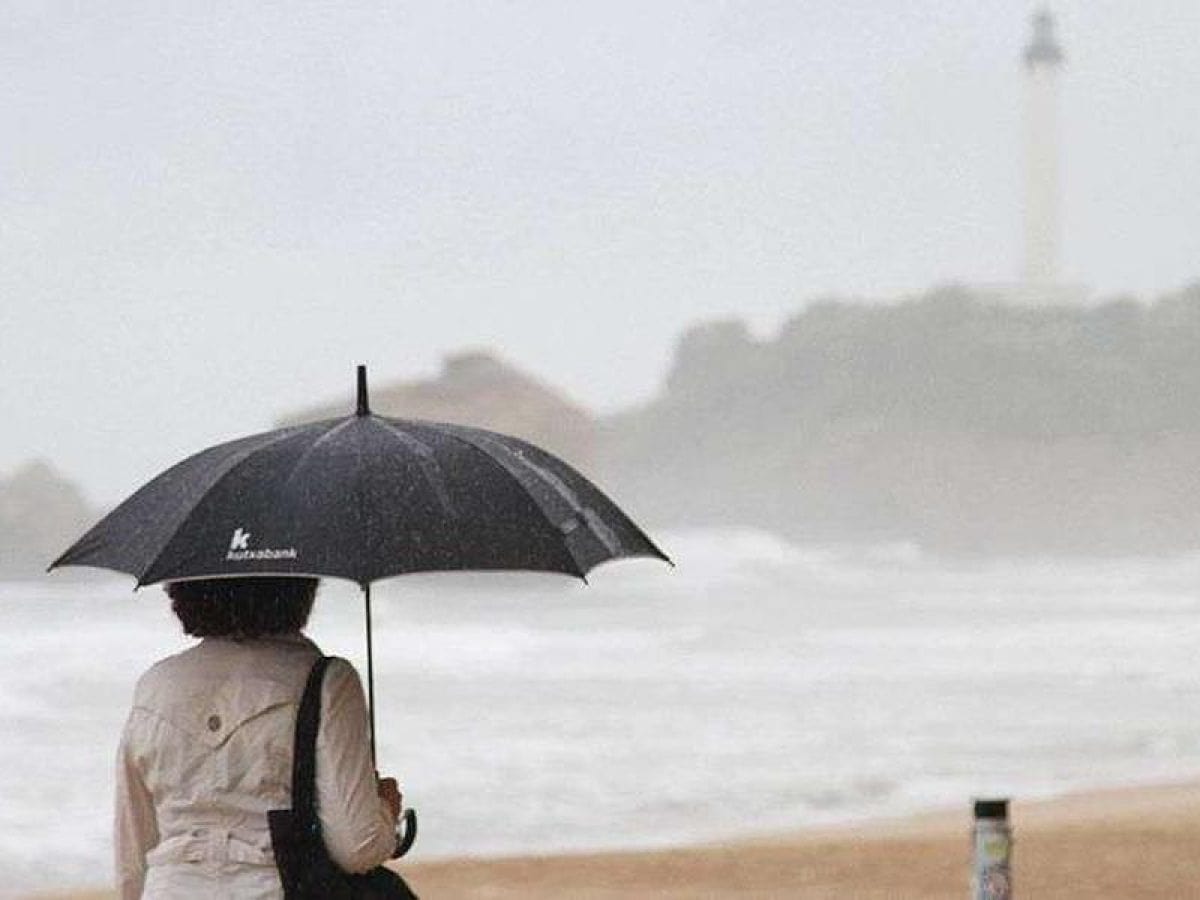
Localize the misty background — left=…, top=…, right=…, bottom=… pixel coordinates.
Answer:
left=3, top=1, right=1200, bottom=518
left=7, top=5, right=1200, bottom=894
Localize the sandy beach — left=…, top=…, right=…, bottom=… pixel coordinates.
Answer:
left=31, top=780, right=1200, bottom=899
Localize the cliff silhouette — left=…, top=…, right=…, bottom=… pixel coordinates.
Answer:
left=599, top=283, right=1200, bottom=554
left=281, top=350, right=599, bottom=472
left=0, top=460, right=95, bottom=577
left=12, top=283, right=1200, bottom=578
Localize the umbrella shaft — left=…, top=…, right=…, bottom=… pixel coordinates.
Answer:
left=365, top=583, right=377, bottom=765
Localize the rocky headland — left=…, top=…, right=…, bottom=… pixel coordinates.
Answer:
left=11, top=282, right=1200, bottom=573
left=599, top=283, right=1200, bottom=554
left=0, top=460, right=96, bottom=578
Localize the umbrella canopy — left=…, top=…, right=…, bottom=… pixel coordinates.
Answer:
left=52, top=366, right=668, bottom=586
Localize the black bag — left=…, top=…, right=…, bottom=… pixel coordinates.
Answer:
left=269, top=656, right=419, bottom=900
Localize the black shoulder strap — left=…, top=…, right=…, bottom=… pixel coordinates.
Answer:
left=291, top=655, right=334, bottom=826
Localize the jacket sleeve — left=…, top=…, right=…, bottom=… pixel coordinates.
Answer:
left=315, top=658, right=398, bottom=873
left=114, top=710, right=158, bottom=900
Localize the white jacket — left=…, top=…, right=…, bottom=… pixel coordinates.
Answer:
left=115, top=634, right=397, bottom=899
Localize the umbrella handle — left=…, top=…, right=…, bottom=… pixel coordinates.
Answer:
left=392, top=807, right=418, bottom=858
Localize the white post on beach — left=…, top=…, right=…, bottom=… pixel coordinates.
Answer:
left=972, top=798, right=1012, bottom=900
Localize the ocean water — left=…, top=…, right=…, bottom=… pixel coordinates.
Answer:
left=4, top=529, right=1200, bottom=896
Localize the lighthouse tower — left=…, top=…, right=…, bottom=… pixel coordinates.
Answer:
left=1023, top=8, right=1064, bottom=285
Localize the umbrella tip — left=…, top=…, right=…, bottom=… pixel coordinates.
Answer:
left=356, top=364, right=370, bottom=416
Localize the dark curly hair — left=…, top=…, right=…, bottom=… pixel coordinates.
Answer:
left=167, top=577, right=318, bottom=639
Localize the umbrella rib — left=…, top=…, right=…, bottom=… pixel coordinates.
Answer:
left=371, top=418, right=458, bottom=519
left=372, top=417, right=467, bottom=574
left=135, top=426, right=311, bottom=585
left=427, top=425, right=590, bottom=578
left=280, top=418, right=357, bottom=493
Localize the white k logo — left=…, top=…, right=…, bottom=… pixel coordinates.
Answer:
left=229, top=528, right=251, bottom=551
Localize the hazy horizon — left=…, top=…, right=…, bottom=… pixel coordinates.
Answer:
left=4, top=2, right=1199, bottom=506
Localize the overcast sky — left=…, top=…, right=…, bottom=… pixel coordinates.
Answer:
left=3, top=1, right=1199, bottom=504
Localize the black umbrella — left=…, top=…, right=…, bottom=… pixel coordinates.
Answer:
left=51, top=365, right=669, bottom=851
